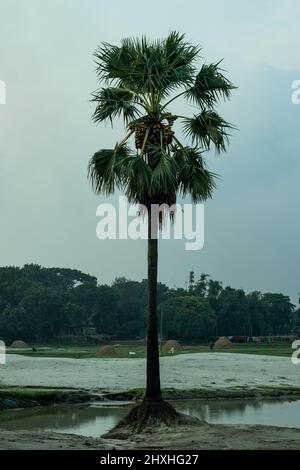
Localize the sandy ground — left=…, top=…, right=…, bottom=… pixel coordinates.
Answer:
left=1, top=422, right=300, bottom=450
left=0, top=352, right=298, bottom=391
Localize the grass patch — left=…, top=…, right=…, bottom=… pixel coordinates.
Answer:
left=5, top=342, right=293, bottom=359
left=0, top=387, right=93, bottom=411
left=104, top=385, right=300, bottom=402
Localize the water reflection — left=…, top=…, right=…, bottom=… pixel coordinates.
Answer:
left=175, top=399, right=299, bottom=428
left=0, top=403, right=131, bottom=436
left=176, top=399, right=265, bottom=422
left=1, top=399, right=299, bottom=437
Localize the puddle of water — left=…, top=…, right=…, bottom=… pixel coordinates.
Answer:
left=1, top=399, right=300, bottom=437
left=176, top=399, right=300, bottom=429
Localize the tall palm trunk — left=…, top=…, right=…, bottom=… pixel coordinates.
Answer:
left=145, top=204, right=162, bottom=400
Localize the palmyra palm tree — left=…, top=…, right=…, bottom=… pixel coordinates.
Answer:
left=88, top=32, right=235, bottom=433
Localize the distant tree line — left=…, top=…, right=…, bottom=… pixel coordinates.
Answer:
left=0, top=265, right=298, bottom=343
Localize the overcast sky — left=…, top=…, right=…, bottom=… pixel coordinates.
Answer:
left=0, top=0, right=300, bottom=301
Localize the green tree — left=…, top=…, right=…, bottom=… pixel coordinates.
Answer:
left=0, top=286, right=65, bottom=341
left=246, top=291, right=266, bottom=336
left=261, top=293, right=294, bottom=334
left=162, top=295, right=217, bottom=342
left=88, top=32, right=235, bottom=427
left=112, top=278, right=146, bottom=339
left=216, top=287, right=249, bottom=336
left=194, top=273, right=210, bottom=297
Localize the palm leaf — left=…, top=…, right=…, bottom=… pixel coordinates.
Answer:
left=185, top=62, right=236, bottom=108
left=94, top=42, right=134, bottom=87
left=123, top=156, right=153, bottom=205
left=94, top=32, right=200, bottom=100
left=182, top=110, right=235, bottom=153
left=174, top=147, right=217, bottom=202
left=88, top=143, right=131, bottom=195
left=148, top=145, right=178, bottom=197
left=91, top=87, right=140, bottom=124
left=158, top=32, right=200, bottom=95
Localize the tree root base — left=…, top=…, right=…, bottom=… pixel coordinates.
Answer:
left=103, top=398, right=201, bottom=439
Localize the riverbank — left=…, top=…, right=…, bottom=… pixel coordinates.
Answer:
left=1, top=385, right=300, bottom=410
left=2, top=352, right=300, bottom=450
left=0, top=387, right=100, bottom=410
left=1, top=421, right=300, bottom=450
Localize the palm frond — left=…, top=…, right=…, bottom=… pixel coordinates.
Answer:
left=94, top=41, right=135, bottom=88
left=182, top=110, right=235, bottom=153
left=147, top=145, right=178, bottom=197
left=185, top=62, right=236, bottom=108
left=174, top=146, right=217, bottom=202
left=123, top=156, right=153, bottom=205
left=88, top=143, right=131, bottom=195
left=160, top=31, right=200, bottom=94
left=91, top=87, right=140, bottom=124
left=94, top=32, right=200, bottom=99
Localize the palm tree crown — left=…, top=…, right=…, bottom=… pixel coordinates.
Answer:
left=88, top=32, right=236, bottom=211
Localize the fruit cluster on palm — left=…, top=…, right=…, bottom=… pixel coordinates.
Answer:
left=88, top=32, right=235, bottom=435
